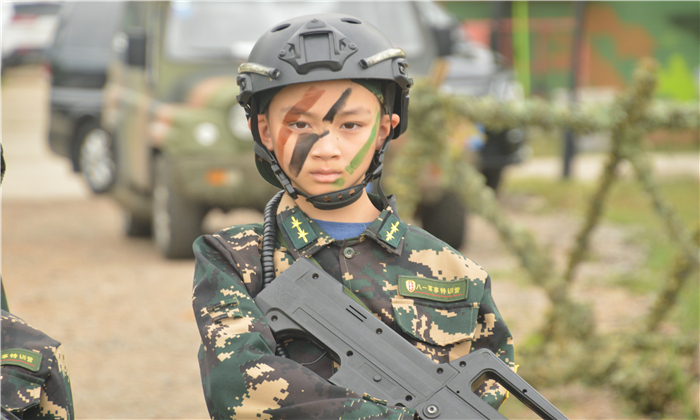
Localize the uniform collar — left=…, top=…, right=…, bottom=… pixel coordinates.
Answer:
left=276, top=193, right=408, bottom=259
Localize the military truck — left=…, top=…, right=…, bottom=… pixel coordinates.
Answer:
left=47, top=2, right=124, bottom=194
left=102, top=1, right=526, bottom=258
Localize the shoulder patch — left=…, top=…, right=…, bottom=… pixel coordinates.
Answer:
left=398, top=276, right=468, bottom=302
left=281, top=212, right=318, bottom=250
left=1, top=349, right=42, bottom=372
left=378, top=214, right=407, bottom=248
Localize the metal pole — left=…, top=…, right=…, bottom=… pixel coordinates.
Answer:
left=513, top=1, right=531, bottom=97
left=490, top=1, right=508, bottom=57
left=563, top=1, right=586, bottom=178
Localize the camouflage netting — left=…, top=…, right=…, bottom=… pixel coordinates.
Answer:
left=385, top=59, right=700, bottom=418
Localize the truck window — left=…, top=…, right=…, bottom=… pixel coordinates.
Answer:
left=53, top=2, right=123, bottom=50
left=164, top=1, right=425, bottom=61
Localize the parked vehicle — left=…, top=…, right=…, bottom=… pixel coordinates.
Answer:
left=1, top=2, right=61, bottom=70
left=101, top=1, right=528, bottom=258
left=46, top=2, right=124, bottom=193
left=405, top=1, right=529, bottom=249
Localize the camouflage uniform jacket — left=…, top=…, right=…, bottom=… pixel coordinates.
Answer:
left=192, top=193, right=515, bottom=420
left=1, top=310, right=74, bottom=420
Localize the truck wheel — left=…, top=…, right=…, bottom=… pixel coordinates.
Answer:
left=416, top=191, right=467, bottom=250
left=124, top=212, right=152, bottom=237
left=152, top=155, right=205, bottom=259
left=77, top=122, right=117, bottom=194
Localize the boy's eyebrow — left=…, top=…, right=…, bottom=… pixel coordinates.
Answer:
left=335, top=106, right=374, bottom=116
left=279, top=107, right=312, bottom=117
left=323, top=88, right=352, bottom=122
left=279, top=86, right=326, bottom=121
left=277, top=106, right=373, bottom=118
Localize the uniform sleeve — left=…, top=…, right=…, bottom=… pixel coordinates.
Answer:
left=1, top=311, right=74, bottom=420
left=470, top=276, right=515, bottom=410
left=192, top=233, right=414, bottom=420
left=37, top=344, right=74, bottom=420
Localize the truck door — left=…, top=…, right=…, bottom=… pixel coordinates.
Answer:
left=111, top=2, right=153, bottom=193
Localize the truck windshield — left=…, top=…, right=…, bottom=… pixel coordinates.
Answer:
left=165, top=1, right=424, bottom=61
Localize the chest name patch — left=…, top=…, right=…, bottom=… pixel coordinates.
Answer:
left=398, top=276, right=468, bottom=302
left=1, top=349, right=42, bottom=372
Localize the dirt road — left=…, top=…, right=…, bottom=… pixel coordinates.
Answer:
left=2, top=65, right=693, bottom=419
left=2, top=66, right=215, bottom=418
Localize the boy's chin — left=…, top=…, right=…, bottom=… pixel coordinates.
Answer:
left=294, top=181, right=364, bottom=198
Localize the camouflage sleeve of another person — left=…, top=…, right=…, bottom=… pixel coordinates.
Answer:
left=192, top=231, right=415, bottom=420
left=1, top=310, right=74, bottom=420
left=470, top=276, right=516, bottom=410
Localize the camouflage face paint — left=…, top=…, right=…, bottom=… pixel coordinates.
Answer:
left=322, top=88, right=352, bottom=123
left=345, top=111, right=381, bottom=175
left=288, top=131, right=330, bottom=177
left=287, top=89, right=351, bottom=178
left=275, top=87, right=325, bottom=165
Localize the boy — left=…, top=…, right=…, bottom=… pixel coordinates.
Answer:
left=1, top=149, right=74, bottom=420
left=192, top=13, right=514, bottom=419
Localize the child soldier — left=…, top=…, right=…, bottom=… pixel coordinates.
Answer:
left=192, top=13, right=514, bottom=419
left=1, top=148, right=74, bottom=420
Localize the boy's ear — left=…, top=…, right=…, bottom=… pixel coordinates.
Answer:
left=256, top=114, right=274, bottom=151
left=391, top=113, right=400, bottom=129
left=376, top=114, right=401, bottom=150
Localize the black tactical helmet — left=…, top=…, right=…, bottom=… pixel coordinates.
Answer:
left=237, top=13, right=413, bottom=210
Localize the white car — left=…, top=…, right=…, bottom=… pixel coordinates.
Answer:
left=2, top=2, right=61, bottom=68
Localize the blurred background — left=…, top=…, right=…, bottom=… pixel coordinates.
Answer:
left=1, top=1, right=698, bottom=419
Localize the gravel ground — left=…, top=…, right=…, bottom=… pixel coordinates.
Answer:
left=2, top=65, right=696, bottom=419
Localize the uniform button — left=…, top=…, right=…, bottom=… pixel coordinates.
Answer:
left=343, top=247, right=355, bottom=259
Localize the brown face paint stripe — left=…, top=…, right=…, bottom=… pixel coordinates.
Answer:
left=276, top=87, right=325, bottom=165
left=323, top=88, right=352, bottom=123
left=289, top=131, right=329, bottom=176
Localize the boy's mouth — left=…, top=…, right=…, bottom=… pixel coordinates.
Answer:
left=310, top=169, right=342, bottom=183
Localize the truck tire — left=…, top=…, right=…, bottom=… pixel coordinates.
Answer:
left=152, top=155, right=205, bottom=259
left=124, top=212, right=152, bottom=237
left=76, top=121, right=117, bottom=194
left=416, top=191, right=467, bottom=250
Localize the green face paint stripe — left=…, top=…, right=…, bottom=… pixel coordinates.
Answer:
left=332, top=177, right=345, bottom=188
left=345, top=111, right=380, bottom=175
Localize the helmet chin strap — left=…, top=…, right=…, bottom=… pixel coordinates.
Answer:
left=250, top=94, right=394, bottom=212
left=265, top=143, right=389, bottom=211
left=254, top=135, right=391, bottom=211
left=295, top=131, right=391, bottom=210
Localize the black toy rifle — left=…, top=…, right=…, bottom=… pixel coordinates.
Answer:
left=255, top=258, right=568, bottom=420
left=1, top=407, right=20, bottom=420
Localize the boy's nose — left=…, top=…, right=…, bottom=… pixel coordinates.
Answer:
left=309, top=131, right=341, bottom=159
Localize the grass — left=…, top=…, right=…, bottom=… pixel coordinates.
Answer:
left=525, top=127, right=699, bottom=158
left=500, top=174, right=699, bottom=336
left=526, top=127, right=565, bottom=157
left=496, top=170, right=699, bottom=418
left=501, top=176, right=699, bottom=227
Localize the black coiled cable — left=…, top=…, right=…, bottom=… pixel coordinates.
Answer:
left=261, top=190, right=289, bottom=358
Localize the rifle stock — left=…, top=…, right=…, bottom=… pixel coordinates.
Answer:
left=255, top=258, right=568, bottom=420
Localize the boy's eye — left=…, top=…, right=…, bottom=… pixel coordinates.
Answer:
left=291, top=122, right=309, bottom=129
left=342, top=123, right=359, bottom=129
